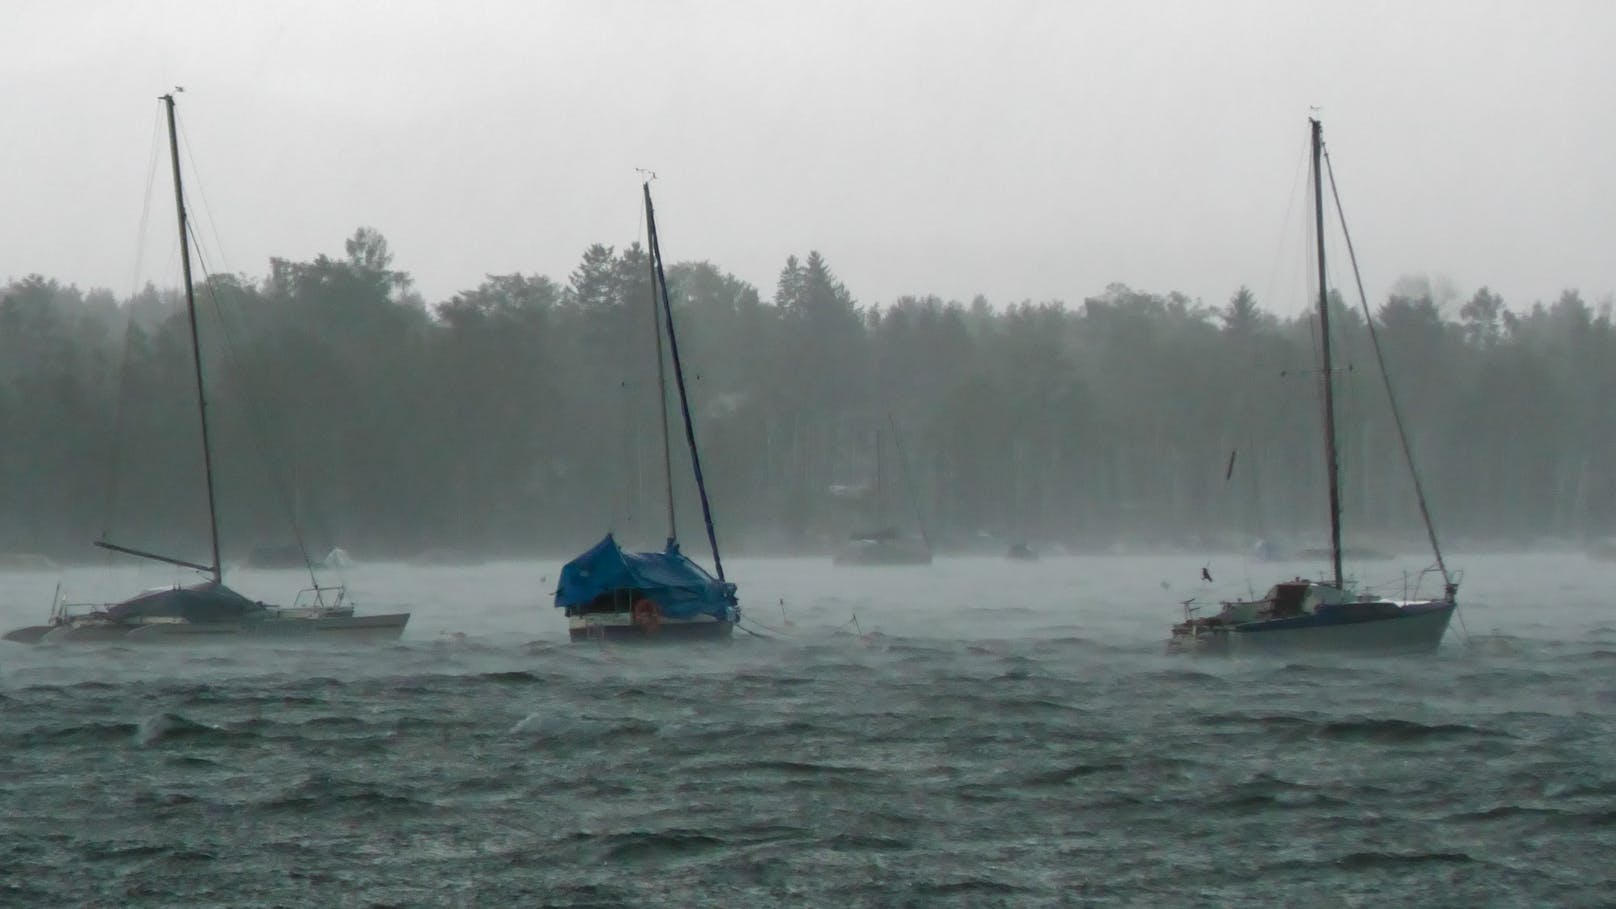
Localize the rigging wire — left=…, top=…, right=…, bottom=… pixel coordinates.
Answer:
left=102, top=106, right=167, bottom=545
left=167, top=99, right=327, bottom=591
left=123, top=107, right=166, bottom=300
left=1321, top=144, right=1468, bottom=646
left=1321, top=149, right=1452, bottom=593
left=186, top=221, right=322, bottom=593
left=1259, top=132, right=1315, bottom=319
left=177, top=117, right=236, bottom=277
left=607, top=188, right=653, bottom=537
left=887, top=413, right=931, bottom=553
left=645, top=185, right=727, bottom=580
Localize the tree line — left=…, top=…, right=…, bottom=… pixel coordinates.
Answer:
left=2, top=227, right=1611, bottom=564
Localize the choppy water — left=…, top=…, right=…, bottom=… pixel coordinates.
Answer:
left=2, top=551, right=1613, bottom=906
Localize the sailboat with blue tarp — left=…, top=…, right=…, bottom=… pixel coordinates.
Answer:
left=554, top=182, right=739, bottom=643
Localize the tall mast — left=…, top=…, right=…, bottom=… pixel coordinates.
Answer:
left=643, top=184, right=677, bottom=544
left=887, top=412, right=931, bottom=553
left=643, top=183, right=727, bottom=582
left=163, top=91, right=223, bottom=584
left=874, top=427, right=884, bottom=522
left=1310, top=117, right=1344, bottom=589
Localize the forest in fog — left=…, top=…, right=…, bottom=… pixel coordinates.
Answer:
left=1, top=227, right=1612, bottom=563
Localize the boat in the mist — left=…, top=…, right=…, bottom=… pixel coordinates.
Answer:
left=554, top=181, right=739, bottom=643
left=833, top=419, right=933, bottom=566
left=1251, top=538, right=1286, bottom=562
left=1585, top=537, right=1616, bottom=561
left=2, top=92, right=407, bottom=646
left=1169, top=118, right=1457, bottom=656
left=836, top=527, right=933, bottom=566
left=1006, top=541, right=1039, bottom=561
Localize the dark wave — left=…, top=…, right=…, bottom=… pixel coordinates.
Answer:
left=1133, top=667, right=1230, bottom=685
left=129, top=790, right=203, bottom=812
left=1198, top=713, right=1507, bottom=744
left=573, top=828, right=727, bottom=863
left=1021, top=761, right=1130, bottom=785
left=257, top=774, right=436, bottom=815
left=80, top=842, right=170, bottom=862
left=163, top=755, right=221, bottom=769
left=1267, top=662, right=1384, bottom=681
left=22, top=680, right=119, bottom=694
left=478, top=669, right=547, bottom=684
left=503, top=713, right=661, bottom=748
left=1317, top=718, right=1507, bottom=744
left=1452, top=804, right=1616, bottom=830
left=298, top=715, right=370, bottom=729
left=912, top=878, right=1031, bottom=897
left=1332, top=850, right=1476, bottom=870
left=137, top=712, right=251, bottom=746
left=1201, top=782, right=1352, bottom=814
left=20, top=720, right=138, bottom=744
left=1570, top=649, right=1616, bottom=662
left=720, top=758, right=888, bottom=780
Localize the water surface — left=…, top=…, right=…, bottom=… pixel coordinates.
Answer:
left=2, top=551, right=1611, bottom=906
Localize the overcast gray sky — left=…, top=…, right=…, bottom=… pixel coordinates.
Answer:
left=4, top=0, right=1611, bottom=315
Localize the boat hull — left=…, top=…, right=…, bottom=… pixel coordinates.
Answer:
left=568, top=614, right=733, bottom=644
left=1, top=625, right=57, bottom=644
left=1183, top=602, right=1454, bottom=657
left=15, top=613, right=410, bottom=645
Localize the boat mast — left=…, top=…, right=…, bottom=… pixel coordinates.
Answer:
left=873, top=427, right=884, bottom=523
left=163, top=91, right=223, bottom=584
left=1310, top=117, right=1344, bottom=589
left=887, top=413, right=931, bottom=553
left=642, top=183, right=727, bottom=582
left=643, top=184, right=677, bottom=544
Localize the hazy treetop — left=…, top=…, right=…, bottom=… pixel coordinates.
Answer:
left=3, top=0, right=1612, bottom=313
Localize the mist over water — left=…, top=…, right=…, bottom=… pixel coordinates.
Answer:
left=5, top=7, right=1614, bottom=904
left=3, top=551, right=1612, bottom=905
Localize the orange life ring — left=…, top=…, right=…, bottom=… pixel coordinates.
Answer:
left=631, top=598, right=662, bottom=633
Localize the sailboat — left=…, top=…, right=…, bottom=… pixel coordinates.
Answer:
left=553, top=182, right=739, bottom=643
left=2, top=92, right=408, bottom=646
left=833, top=420, right=933, bottom=566
left=1168, top=118, right=1457, bottom=656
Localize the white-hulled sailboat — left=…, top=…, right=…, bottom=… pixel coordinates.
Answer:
left=1169, top=118, right=1457, bottom=656
left=3, top=91, right=408, bottom=645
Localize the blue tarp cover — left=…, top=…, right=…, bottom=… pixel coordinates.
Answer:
left=554, top=533, right=737, bottom=621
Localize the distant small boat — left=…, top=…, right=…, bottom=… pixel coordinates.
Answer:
left=1251, top=539, right=1285, bottom=561
left=1169, top=119, right=1455, bottom=656
left=1006, top=541, right=1038, bottom=561
left=835, top=527, right=933, bottom=566
left=2, top=93, right=406, bottom=646
left=832, top=419, right=933, bottom=566
left=553, top=181, right=738, bottom=643
left=1586, top=538, right=1616, bottom=562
